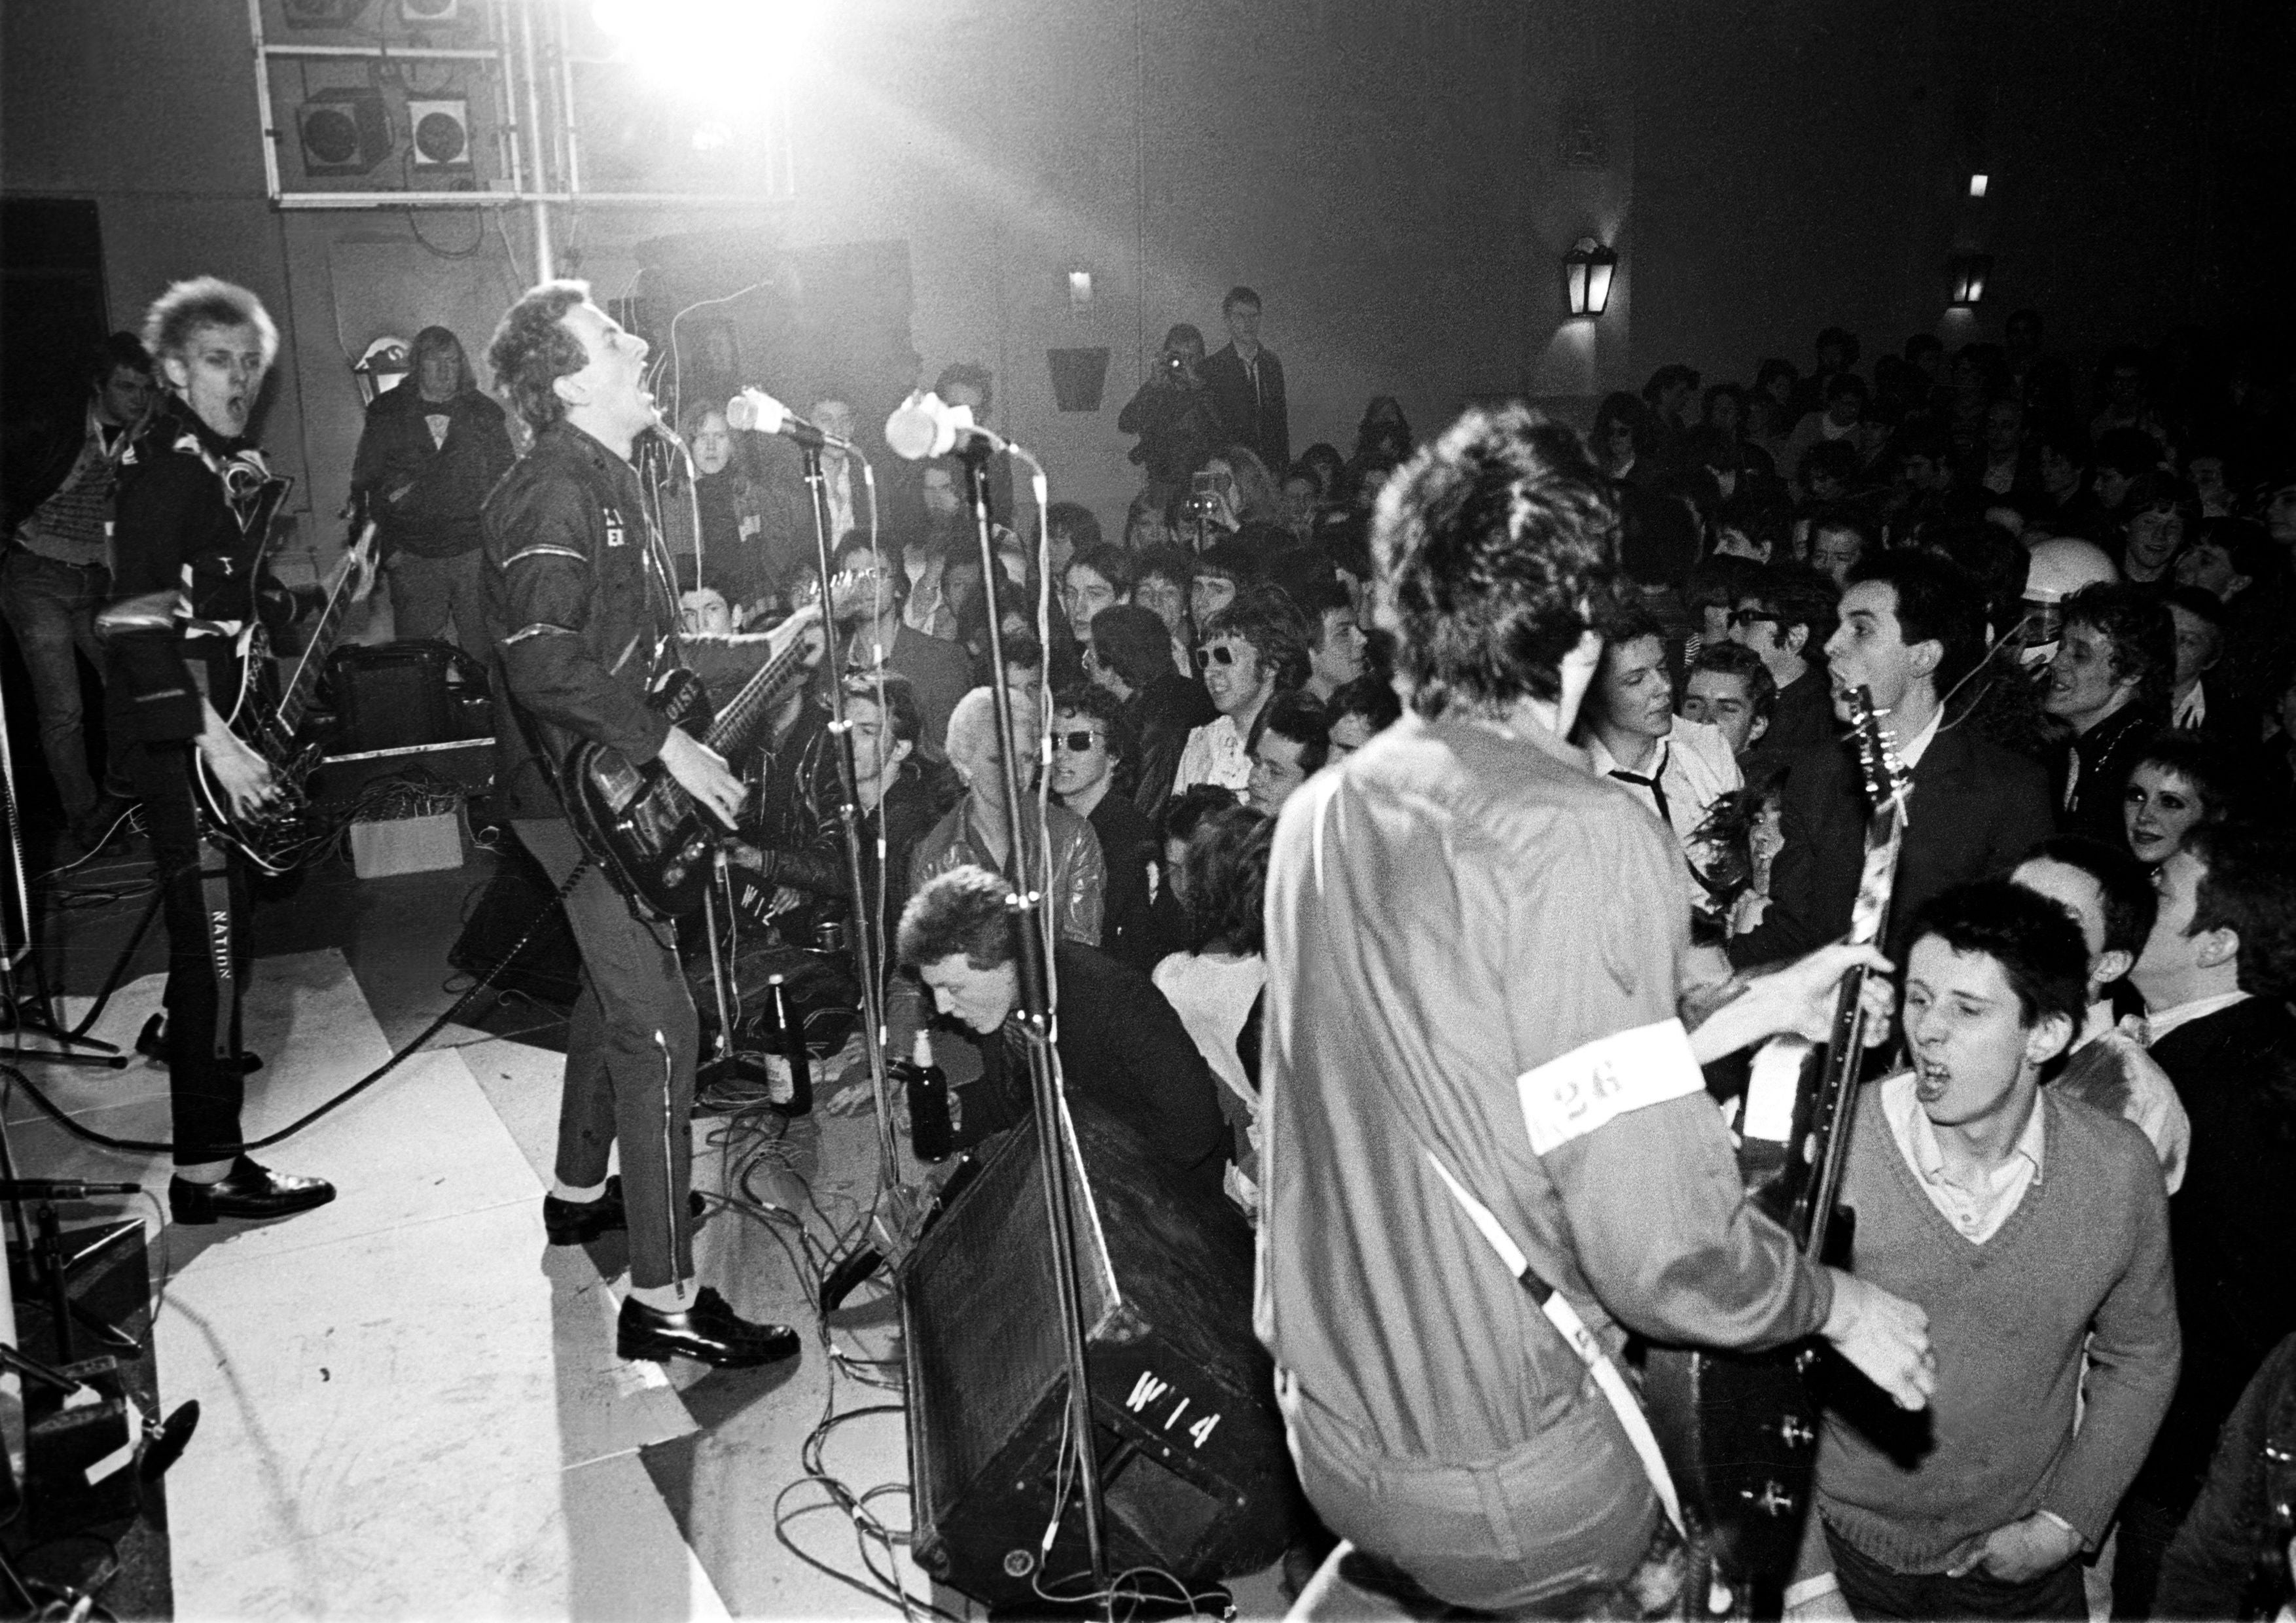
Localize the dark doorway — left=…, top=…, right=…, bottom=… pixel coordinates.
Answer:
left=2, top=196, right=112, bottom=838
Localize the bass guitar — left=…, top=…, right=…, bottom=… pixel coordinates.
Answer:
left=557, top=602, right=823, bottom=919
left=192, top=518, right=378, bottom=874
left=1642, top=687, right=1912, bottom=1617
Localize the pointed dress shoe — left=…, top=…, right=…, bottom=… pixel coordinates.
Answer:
left=543, top=1176, right=707, bottom=1245
left=617, top=1287, right=800, bottom=1369
left=169, top=1157, right=336, bottom=1224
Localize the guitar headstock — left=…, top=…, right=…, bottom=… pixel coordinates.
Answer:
left=1844, top=686, right=1912, bottom=819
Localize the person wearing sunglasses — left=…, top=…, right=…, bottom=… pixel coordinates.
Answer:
left=1172, top=589, right=1303, bottom=802
left=1050, top=685, right=1166, bottom=972
left=1727, top=562, right=1840, bottom=762
left=910, top=685, right=1105, bottom=948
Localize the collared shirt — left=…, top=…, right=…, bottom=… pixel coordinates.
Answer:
left=1892, top=704, right=1945, bottom=772
left=1172, top=713, right=1252, bottom=798
left=1880, top=1070, right=2046, bottom=1244
left=2060, top=1000, right=2191, bottom=1194
left=2172, top=680, right=2206, bottom=730
left=2142, top=990, right=2252, bottom=1046
left=1585, top=716, right=1742, bottom=878
left=823, top=458, right=855, bottom=543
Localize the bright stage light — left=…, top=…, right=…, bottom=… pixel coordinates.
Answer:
left=591, top=0, right=820, bottom=101
left=1968, top=172, right=1988, bottom=198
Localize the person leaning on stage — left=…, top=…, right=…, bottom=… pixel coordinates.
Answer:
left=96, top=278, right=336, bottom=1223
left=1255, top=404, right=1937, bottom=1616
left=897, top=864, right=1232, bottom=1208
left=1801, top=881, right=2178, bottom=1622
left=481, top=279, right=812, bottom=1370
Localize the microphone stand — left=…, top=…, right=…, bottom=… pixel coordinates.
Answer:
left=797, top=441, right=921, bottom=1248
left=955, top=436, right=1111, bottom=1598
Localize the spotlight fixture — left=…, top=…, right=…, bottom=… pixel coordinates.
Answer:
left=1562, top=237, right=1618, bottom=319
left=406, top=97, right=472, bottom=168
left=296, top=87, right=392, bottom=176
left=1948, top=253, right=1994, bottom=308
left=401, top=0, right=459, bottom=20
left=1967, top=173, right=1989, bottom=198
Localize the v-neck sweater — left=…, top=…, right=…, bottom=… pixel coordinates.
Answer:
left=1816, top=1084, right=2180, bottom=1571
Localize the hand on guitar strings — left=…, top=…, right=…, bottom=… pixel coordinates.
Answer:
left=1685, top=940, right=1897, bottom=1065
left=197, top=699, right=279, bottom=818
left=657, top=728, right=748, bottom=828
left=1818, top=1270, right=1935, bottom=1412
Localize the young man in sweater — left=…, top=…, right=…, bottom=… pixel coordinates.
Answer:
left=1812, top=880, right=2179, bottom=1621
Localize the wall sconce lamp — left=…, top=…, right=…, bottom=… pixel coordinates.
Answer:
left=1948, top=253, right=1994, bottom=308
left=1562, top=238, right=1617, bottom=319
left=1066, top=270, right=1094, bottom=311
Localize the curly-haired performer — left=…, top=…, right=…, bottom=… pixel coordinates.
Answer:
left=1255, top=406, right=1939, bottom=1613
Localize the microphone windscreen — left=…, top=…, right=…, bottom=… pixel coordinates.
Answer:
left=726, top=389, right=785, bottom=435
left=884, top=397, right=942, bottom=461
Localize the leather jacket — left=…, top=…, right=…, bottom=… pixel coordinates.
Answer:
left=909, top=794, right=1106, bottom=947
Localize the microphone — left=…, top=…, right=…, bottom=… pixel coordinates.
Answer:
left=884, top=391, right=1004, bottom=461
left=0, top=1178, right=143, bottom=1200
left=727, top=389, right=852, bottom=452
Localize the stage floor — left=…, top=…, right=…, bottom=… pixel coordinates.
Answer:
left=9, top=835, right=1287, bottom=1620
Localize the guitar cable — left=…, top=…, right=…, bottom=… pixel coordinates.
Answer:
left=0, top=853, right=596, bottom=1160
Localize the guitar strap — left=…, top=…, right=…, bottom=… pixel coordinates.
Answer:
left=1418, top=1148, right=1685, bottom=1535
left=194, top=831, right=239, bottom=1060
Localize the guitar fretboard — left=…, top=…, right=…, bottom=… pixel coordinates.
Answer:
left=276, top=550, right=365, bottom=736
left=700, top=628, right=812, bottom=762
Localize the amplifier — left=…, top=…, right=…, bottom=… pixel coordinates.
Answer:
left=898, top=1094, right=1299, bottom=1611
left=325, top=639, right=488, bottom=753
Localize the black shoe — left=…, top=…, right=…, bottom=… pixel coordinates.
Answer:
left=169, top=1158, right=336, bottom=1224
left=617, top=1286, right=800, bottom=1368
left=542, top=1176, right=707, bottom=1245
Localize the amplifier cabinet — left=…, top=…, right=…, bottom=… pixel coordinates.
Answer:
left=897, top=1094, right=1299, bottom=1611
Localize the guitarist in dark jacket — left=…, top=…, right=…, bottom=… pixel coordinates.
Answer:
left=482, top=279, right=815, bottom=1371
left=97, top=277, right=337, bottom=1224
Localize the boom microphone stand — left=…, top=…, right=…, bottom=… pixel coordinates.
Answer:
left=953, top=436, right=1112, bottom=1596
left=795, top=441, right=923, bottom=1251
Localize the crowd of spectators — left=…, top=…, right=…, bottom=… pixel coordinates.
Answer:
left=10, top=272, right=2296, bottom=1616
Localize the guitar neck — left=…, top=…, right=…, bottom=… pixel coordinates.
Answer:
left=698, top=631, right=811, bottom=760
left=275, top=542, right=365, bottom=736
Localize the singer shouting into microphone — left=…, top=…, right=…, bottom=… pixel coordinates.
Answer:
left=482, top=282, right=816, bottom=1369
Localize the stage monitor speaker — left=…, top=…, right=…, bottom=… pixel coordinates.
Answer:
left=446, top=843, right=581, bottom=1007
left=898, top=1094, right=1299, bottom=1611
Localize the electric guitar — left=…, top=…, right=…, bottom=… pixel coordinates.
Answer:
left=1642, top=688, right=1912, bottom=1616
left=192, top=514, right=378, bottom=874
left=557, top=601, right=823, bottom=920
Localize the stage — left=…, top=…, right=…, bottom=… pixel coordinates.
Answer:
left=7, top=834, right=1200, bottom=1618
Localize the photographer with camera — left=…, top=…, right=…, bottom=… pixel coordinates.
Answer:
left=1119, top=323, right=1225, bottom=512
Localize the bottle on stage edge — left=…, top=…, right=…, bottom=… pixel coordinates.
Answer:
left=899, top=1029, right=952, bottom=1164
left=767, top=973, right=812, bottom=1117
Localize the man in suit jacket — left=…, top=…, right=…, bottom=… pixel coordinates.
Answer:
left=1730, top=562, right=1842, bottom=769
left=1201, top=285, right=1289, bottom=478
left=2113, top=823, right=2296, bottom=1617
left=1730, top=552, right=2054, bottom=971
